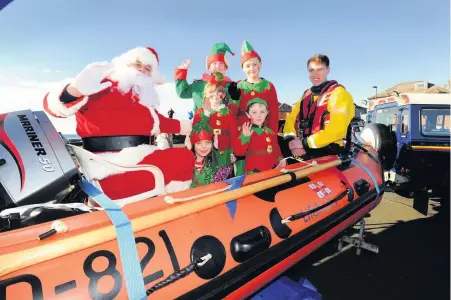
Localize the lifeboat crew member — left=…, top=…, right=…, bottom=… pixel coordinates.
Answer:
left=282, top=54, right=355, bottom=159
left=43, top=47, right=194, bottom=203
left=234, top=98, right=286, bottom=174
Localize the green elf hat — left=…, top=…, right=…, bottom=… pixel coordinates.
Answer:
left=246, top=97, right=268, bottom=109
left=240, top=40, right=261, bottom=66
left=190, top=121, right=213, bottom=144
left=206, top=42, right=235, bottom=70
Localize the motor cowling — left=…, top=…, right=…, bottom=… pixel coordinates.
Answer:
left=359, top=123, right=397, bottom=170
left=0, top=110, right=80, bottom=211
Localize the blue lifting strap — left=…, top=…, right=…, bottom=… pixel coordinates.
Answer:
left=351, top=159, right=381, bottom=196
left=79, top=179, right=146, bottom=300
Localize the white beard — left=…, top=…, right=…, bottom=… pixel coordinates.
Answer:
left=108, top=64, right=160, bottom=109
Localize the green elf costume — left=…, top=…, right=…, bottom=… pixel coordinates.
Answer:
left=192, top=72, right=238, bottom=169
left=234, top=98, right=283, bottom=174
left=190, top=121, right=232, bottom=188
left=174, top=42, right=236, bottom=112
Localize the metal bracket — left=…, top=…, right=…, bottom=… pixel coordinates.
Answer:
left=338, top=218, right=379, bottom=255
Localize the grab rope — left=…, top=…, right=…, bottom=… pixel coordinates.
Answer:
left=164, top=185, right=230, bottom=204
left=280, top=157, right=318, bottom=173
left=281, top=189, right=349, bottom=224
left=164, top=158, right=319, bottom=204
left=146, top=253, right=212, bottom=295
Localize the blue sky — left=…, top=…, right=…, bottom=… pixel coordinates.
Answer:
left=0, top=0, right=449, bottom=106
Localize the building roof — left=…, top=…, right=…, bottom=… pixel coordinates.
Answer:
left=354, top=103, right=367, bottom=112
left=368, top=80, right=450, bottom=99
left=278, top=102, right=293, bottom=112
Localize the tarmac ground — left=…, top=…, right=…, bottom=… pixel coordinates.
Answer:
left=283, top=190, right=450, bottom=300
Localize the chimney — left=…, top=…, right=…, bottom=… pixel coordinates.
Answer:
left=415, top=81, right=427, bottom=90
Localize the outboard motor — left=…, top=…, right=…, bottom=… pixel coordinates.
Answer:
left=0, top=110, right=81, bottom=212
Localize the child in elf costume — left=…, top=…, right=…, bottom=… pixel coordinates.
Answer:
left=192, top=72, right=238, bottom=169
left=189, top=121, right=232, bottom=188
left=234, top=98, right=286, bottom=174
left=228, top=40, right=280, bottom=175
left=174, top=42, right=239, bottom=112
left=229, top=40, right=280, bottom=133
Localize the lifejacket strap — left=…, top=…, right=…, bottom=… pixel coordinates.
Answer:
left=302, top=137, right=311, bottom=150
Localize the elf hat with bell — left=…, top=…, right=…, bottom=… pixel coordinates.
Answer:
left=240, top=40, right=261, bottom=66
left=206, top=42, right=235, bottom=70
left=190, top=121, right=213, bottom=144
left=246, top=97, right=268, bottom=109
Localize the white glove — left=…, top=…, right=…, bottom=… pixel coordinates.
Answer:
left=156, top=134, right=170, bottom=150
left=72, top=62, right=115, bottom=96
left=184, top=135, right=192, bottom=150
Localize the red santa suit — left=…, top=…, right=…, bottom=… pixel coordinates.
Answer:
left=43, top=47, right=194, bottom=204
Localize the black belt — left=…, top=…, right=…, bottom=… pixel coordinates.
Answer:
left=82, top=135, right=152, bottom=152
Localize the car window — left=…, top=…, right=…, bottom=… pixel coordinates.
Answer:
left=401, top=109, right=409, bottom=136
left=421, top=108, right=450, bottom=137
left=375, top=106, right=398, bottom=130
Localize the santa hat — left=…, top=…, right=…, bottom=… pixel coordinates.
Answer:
left=247, top=97, right=268, bottom=109
left=206, top=42, right=235, bottom=70
left=190, top=121, right=213, bottom=144
left=112, top=47, right=165, bottom=84
left=240, top=40, right=261, bottom=66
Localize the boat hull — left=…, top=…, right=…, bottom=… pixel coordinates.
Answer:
left=0, top=147, right=383, bottom=299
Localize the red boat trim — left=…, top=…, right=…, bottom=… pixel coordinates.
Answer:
left=177, top=184, right=384, bottom=300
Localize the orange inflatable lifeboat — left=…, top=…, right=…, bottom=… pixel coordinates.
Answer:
left=0, top=110, right=384, bottom=299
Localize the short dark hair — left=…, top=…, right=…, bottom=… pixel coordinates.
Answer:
left=307, top=54, right=330, bottom=68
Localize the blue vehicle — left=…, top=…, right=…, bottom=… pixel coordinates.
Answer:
left=360, top=93, right=450, bottom=211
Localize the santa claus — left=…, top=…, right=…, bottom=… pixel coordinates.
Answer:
left=43, top=46, right=194, bottom=203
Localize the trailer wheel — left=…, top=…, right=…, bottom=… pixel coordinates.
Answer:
left=359, top=123, right=397, bottom=170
